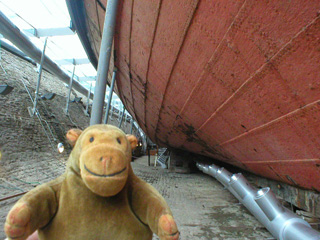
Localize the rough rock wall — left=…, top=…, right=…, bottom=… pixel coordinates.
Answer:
left=0, top=48, right=139, bottom=239
left=0, top=48, right=138, bottom=158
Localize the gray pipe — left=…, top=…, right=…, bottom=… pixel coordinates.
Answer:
left=130, top=118, right=134, bottom=134
left=103, top=70, right=117, bottom=124
left=0, top=11, right=90, bottom=98
left=65, top=65, right=75, bottom=114
left=90, top=0, right=119, bottom=125
left=196, top=163, right=320, bottom=240
left=32, top=37, right=48, bottom=115
left=85, top=83, right=92, bottom=115
left=118, top=107, right=125, bottom=128
left=215, top=167, right=232, bottom=187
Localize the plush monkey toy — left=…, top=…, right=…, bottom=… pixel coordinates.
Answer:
left=66, top=128, right=83, bottom=147
left=5, top=124, right=179, bottom=240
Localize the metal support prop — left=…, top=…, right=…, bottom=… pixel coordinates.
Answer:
left=130, top=118, right=134, bottom=134
left=125, top=114, right=130, bottom=126
left=110, top=104, right=114, bottom=119
left=118, top=106, right=122, bottom=122
left=31, top=37, right=48, bottom=115
left=85, top=83, right=92, bottom=115
left=103, top=70, right=117, bottom=124
left=65, top=65, right=76, bottom=114
left=90, top=0, right=119, bottom=125
left=118, top=106, right=125, bottom=128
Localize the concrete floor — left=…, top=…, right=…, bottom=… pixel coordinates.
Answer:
left=132, top=156, right=272, bottom=240
left=0, top=155, right=273, bottom=239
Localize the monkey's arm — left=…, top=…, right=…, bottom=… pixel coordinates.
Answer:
left=4, top=176, right=63, bottom=240
left=129, top=176, right=179, bottom=240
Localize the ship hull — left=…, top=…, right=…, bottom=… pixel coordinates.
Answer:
left=67, top=0, right=320, bottom=191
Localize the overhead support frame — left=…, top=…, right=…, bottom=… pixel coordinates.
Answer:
left=0, top=11, right=91, bottom=98
left=78, top=76, right=96, bottom=82
left=55, top=58, right=91, bottom=66
left=23, top=27, right=75, bottom=38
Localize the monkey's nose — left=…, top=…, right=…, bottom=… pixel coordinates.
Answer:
left=99, top=156, right=112, bottom=172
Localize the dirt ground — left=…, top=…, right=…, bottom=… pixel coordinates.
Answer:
left=0, top=155, right=273, bottom=240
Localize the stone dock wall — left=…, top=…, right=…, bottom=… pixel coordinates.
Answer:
left=0, top=48, right=139, bottom=239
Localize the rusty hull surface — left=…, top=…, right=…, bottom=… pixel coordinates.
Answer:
left=72, top=0, right=320, bottom=191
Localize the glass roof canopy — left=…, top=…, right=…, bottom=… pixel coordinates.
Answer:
left=0, top=0, right=125, bottom=110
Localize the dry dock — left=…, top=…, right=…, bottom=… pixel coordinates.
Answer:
left=133, top=156, right=272, bottom=239
left=0, top=155, right=273, bottom=239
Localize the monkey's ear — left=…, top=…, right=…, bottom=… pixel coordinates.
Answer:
left=126, top=135, right=138, bottom=150
left=66, top=129, right=83, bottom=147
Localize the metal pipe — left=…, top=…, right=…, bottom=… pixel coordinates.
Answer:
left=254, top=187, right=318, bottom=240
left=109, top=104, right=114, bottom=119
left=130, top=118, right=134, bottom=134
left=196, top=163, right=320, bottom=240
left=255, top=188, right=285, bottom=221
left=118, top=106, right=125, bottom=128
left=103, top=70, right=117, bottom=124
left=85, top=83, right=92, bottom=115
left=65, top=65, right=76, bottom=114
left=228, top=173, right=273, bottom=233
left=216, top=167, right=232, bottom=187
left=0, top=11, right=90, bottom=98
left=90, top=0, right=119, bottom=125
left=32, top=37, right=48, bottom=115
left=118, top=106, right=122, bottom=122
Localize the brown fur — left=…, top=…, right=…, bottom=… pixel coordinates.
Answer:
left=5, top=124, right=179, bottom=240
left=66, top=128, right=83, bottom=147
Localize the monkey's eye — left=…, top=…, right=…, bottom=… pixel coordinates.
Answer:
left=117, top=138, right=121, bottom=144
left=89, top=137, right=94, bottom=143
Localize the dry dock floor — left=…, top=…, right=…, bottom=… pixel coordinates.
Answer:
left=133, top=156, right=272, bottom=240
left=0, top=155, right=273, bottom=239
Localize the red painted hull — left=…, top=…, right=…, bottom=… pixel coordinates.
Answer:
left=69, top=0, right=320, bottom=191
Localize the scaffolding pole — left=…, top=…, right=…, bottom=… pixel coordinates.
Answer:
left=30, top=37, right=48, bottom=116
left=65, top=65, right=76, bottom=114
left=103, top=70, right=117, bottom=124
left=90, top=0, right=119, bottom=125
left=0, top=11, right=90, bottom=97
left=85, top=82, right=92, bottom=115
left=130, top=118, right=134, bottom=134
left=118, top=106, right=125, bottom=128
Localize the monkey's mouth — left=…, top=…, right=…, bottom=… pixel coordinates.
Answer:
left=84, top=165, right=127, bottom=177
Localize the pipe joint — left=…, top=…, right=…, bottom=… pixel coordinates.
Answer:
left=196, top=162, right=320, bottom=240
left=229, top=173, right=256, bottom=199
left=208, top=164, right=219, bottom=177
left=254, top=187, right=285, bottom=221
left=216, top=167, right=232, bottom=187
